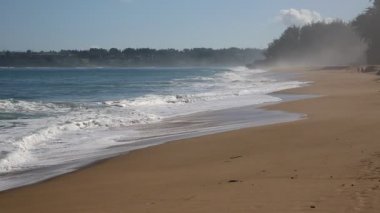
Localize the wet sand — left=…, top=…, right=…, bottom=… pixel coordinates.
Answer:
left=1, top=67, right=380, bottom=213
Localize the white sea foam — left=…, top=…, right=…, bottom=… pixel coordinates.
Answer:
left=0, top=67, right=307, bottom=188
left=0, top=105, right=161, bottom=173
left=103, top=67, right=305, bottom=117
left=0, top=99, right=69, bottom=113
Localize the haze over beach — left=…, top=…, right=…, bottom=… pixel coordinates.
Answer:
left=1, top=0, right=380, bottom=212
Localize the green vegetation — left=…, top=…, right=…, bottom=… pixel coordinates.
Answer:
left=262, top=21, right=366, bottom=66
left=352, top=0, right=380, bottom=64
left=261, top=0, right=380, bottom=66
left=0, top=48, right=263, bottom=67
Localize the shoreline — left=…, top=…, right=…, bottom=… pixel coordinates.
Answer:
left=0, top=102, right=304, bottom=192
left=0, top=101, right=304, bottom=192
left=0, top=68, right=308, bottom=192
left=1, top=67, right=380, bottom=212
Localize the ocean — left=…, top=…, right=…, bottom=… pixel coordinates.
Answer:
left=0, top=66, right=307, bottom=191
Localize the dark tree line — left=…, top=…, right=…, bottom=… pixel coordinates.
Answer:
left=261, top=0, right=380, bottom=66
left=0, top=48, right=263, bottom=67
left=352, top=0, right=380, bottom=64
left=261, top=21, right=366, bottom=66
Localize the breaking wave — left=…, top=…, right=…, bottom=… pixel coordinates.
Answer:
left=0, top=66, right=307, bottom=177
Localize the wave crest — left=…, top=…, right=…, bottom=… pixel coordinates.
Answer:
left=0, top=99, right=70, bottom=114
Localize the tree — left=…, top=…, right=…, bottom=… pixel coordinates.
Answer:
left=352, top=0, right=380, bottom=64
left=265, top=26, right=300, bottom=61
left=109, top=48, right=121, bottom=57
left=263, top=21, right=366, bottom=66
left=0, top=48, right=263, bottom=67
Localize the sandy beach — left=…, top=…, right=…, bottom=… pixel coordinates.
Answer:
left=1, top=68, right=380, bottom=213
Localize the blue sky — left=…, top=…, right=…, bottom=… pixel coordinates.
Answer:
left=0, top=0, right=371, bottom=51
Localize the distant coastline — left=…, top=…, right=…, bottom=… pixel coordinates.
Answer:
left=0, top=48, right=263, bottom=68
